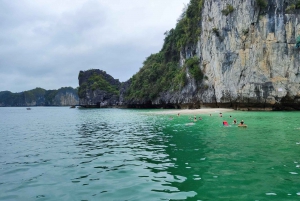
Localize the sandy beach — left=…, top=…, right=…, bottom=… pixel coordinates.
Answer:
left=149, top=108, right=234, bottom=115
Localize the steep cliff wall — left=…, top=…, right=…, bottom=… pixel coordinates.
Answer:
left=148, top=0, right=300, bottom=110
left=198, top=0, right=300, bottom=110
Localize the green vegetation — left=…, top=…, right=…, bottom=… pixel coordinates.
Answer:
left=212, top=27, right=220, bottom=36
left=256, top=0, right=268, bottom=8
left=286, top=4, right=296, bottom=12
left=126, top=0, right=204, bottom=100
left=242, top=28, right=249, bottom=35
left=221, top=4, right=234, bottom=16
left=78, top=73, right=119, bottom=98
left=285, top=1, right=300, bottom=12
left=296, top=35, right=300, bottom=48
left=185, top=56, right=203, bottom=81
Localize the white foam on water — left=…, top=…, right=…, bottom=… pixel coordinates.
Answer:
left=266, top=193, right=277, bottom=196
left=186, top=167, right=191, bottom=169
left=213, top=176, right=218, bottom=178
left=185, top=163, right=188, bottom=165
left=289, top=172, right=298, bottom=175
left=200, top=158, right=206, bottom=161
left=194, top=149, right=199, bottom=150
left=296, top=142, right=300, bottom=145
left=288, top=194, right=292, bottom=196
left=193, top=175, right=199, bottom=177
left=194, top=178, right=201, bottom=180
left=294, top=161, right=298, bottom=163
left=296, top=165, right=300, bottom=168
left=297, top=192, right=300, bottom=195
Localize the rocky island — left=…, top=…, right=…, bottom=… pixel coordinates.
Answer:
left=79, top=0, right=300, bottom=110
left=0, top=87, right=79, bottom=107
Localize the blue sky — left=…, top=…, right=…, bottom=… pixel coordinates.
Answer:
left=0, top=0, right=189, bottom=92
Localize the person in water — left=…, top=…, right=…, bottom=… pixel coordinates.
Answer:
left=240, top=120, right=244, bottom=125
left=219, top=113, right=223, bottom=117
left=223, top=121, right=229, bottom=126
left=233, top=119, right=237, bottom=124
left=199, top=117, right=202, bottom=120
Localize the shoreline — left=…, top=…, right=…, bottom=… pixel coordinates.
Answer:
left=147, top=108, right=234, bottom=115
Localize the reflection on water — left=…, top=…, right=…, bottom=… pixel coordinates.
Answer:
left=0, top=108, right=300, bottom=200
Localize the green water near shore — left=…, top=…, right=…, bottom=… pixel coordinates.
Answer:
left=0, top=108, right=299, bottom=200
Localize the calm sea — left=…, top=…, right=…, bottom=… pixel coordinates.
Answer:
left=0, top=107, right=299, bottom=201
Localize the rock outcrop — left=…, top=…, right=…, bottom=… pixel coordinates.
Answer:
left=78, top=69, right=121, bottom=107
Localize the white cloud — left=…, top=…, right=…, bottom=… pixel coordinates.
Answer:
left=0, top=0, right=190, bottom=92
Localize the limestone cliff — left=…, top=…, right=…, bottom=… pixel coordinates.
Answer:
left=80, top=0, right=300, bottom=110
left=78, top=69, right=121, bottom=107
left=149, top=0, right=300, bottom=110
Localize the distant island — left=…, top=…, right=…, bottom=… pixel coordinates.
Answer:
left=78, top=0, right=300, bottom=111
left=0, top=87, right=78, bottom=107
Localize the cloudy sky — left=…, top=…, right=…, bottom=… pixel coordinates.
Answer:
left=0, top=0, right=190, bottom=92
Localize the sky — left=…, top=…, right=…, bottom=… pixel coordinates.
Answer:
left=0, top=0, right=190, bottom=92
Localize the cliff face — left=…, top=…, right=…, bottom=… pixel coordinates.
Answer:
left=149, top=0, right=300, bottom=110
left=199, top=0, right=300, bottom=110
left=78, top=69, right=121, bottom=107
left=79, top=0, right=300, bottom=110
left=0, top=87, right=79, bottom=107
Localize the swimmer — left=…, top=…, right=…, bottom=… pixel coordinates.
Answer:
left=219, top=113, right=223, bottom=117
left=229, top=115, right=232, bottom=118
left=238, top=120, right=247, bottom=127
left=177, top=113, right=180, bottom=117
left=199, top=117, right=202, bottom=120
left=209, top=114, right=212, bottom=116
left=233, top=119, right=237, bottom=124
left=223, top=121, right=229, bottom=126
left=194, top=117, right=197, bottom=122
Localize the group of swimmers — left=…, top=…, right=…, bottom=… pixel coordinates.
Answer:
left=170, top=112, right=247, bottom=127
left=220, top=113, right=246, bottom=127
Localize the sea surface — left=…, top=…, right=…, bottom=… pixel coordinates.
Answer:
left=0, top=107, right=300, bottom=201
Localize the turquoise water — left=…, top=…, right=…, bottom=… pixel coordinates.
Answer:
left=0, top=107, right=299, bottom=201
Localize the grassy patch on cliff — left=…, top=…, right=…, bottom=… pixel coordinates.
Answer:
left=256, top=0, right=268, bottom=8
left=186, top=56, right=203, bottom=81
left=285, top=0, right=300, bottom=13
left=126, top=0, right=204, bottom=100
left=221, top=4, right=234, bottom=16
